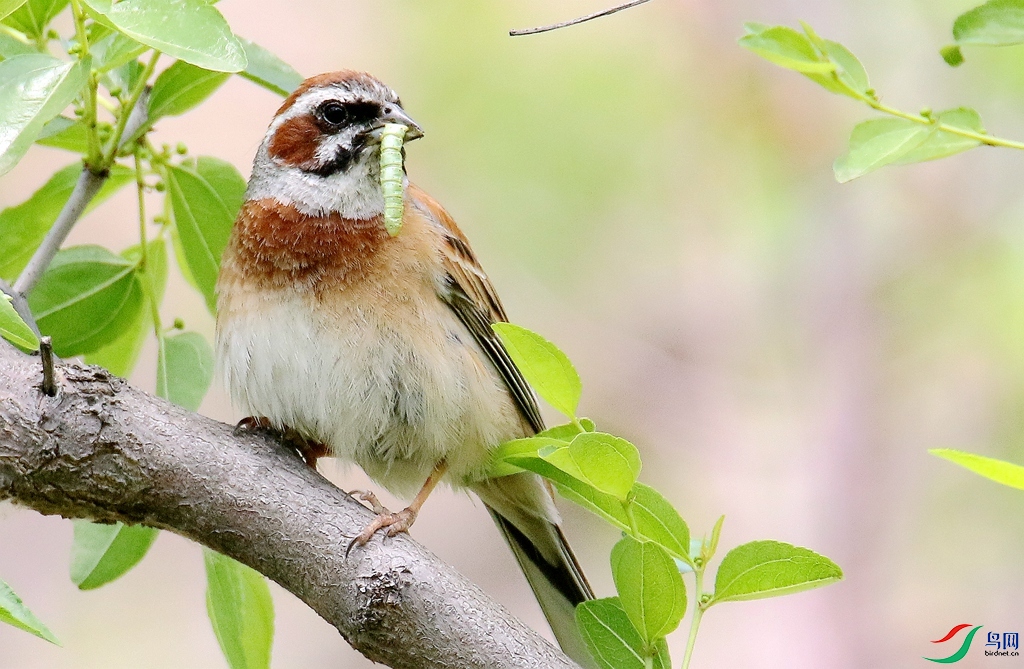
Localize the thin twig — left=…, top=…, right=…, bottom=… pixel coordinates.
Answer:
left=12, top=92, right=151, bottom=298
left=0, top=278, right=40, bottom=338
left=12, top=167, right=107, bottom=296
left=510, top=0, right=654, bottom=36
left=119, top=87, right=152, bottom=151
left=39, top=336, right=56, bottom=396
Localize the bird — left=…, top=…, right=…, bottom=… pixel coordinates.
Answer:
left=214, top=71, right=595, bottom=666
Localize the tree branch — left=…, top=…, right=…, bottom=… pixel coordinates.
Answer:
left=509, top=0, right=655, bottom=36
left=0, top=342, right=581, bottom=669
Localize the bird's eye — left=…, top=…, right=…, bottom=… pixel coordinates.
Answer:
left=318, top=102, right=349, bottom=126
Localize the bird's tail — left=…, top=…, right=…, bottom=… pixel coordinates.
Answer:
left=474, top=473, right=597, bottom=668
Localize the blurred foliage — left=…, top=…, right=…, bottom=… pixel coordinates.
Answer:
left=0, top=0, right=297, bottom=665
left=3, top=0, right=1024, bottom=667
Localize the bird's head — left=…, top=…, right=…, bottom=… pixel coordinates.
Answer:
left=246, top=71, right=423, bottom=219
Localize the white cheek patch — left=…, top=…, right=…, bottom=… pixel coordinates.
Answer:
left=248, top=154, right=385, bottom=219
left=247, top=123, right=384, bottom=219
left=248, top=82, right=396, bottom=220
left=313, top=129, right=363, bottom=166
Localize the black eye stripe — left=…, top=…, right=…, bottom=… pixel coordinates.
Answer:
left=315, top=100, right=382, bottom=130
left=344, top=101, right=382, bottom=124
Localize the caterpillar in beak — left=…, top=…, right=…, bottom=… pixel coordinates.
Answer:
left=379, top=123, right=408, bottom=236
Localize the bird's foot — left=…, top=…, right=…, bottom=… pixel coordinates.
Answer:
left=348, top=489, right=388, bottom=514
left=345, top=491, right=419, bottom=556
left=234, top=415, right=271, bottom=435
left=285, top=430, right=330, bottom=468
left=234, top=416, right=329, bottom=469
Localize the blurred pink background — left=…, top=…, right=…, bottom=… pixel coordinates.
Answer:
left=4, top=0, right=1024, bottom=667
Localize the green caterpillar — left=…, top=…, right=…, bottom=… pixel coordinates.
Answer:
left=379, top=123, right=408, bottom=237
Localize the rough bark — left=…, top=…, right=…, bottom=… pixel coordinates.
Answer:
left=0, top=342, right=580, bottom=669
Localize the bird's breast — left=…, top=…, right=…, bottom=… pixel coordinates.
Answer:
left=215, top=205, right=528, bottom=496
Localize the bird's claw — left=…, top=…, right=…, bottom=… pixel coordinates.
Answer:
left=345, top=506, right=418, bottom=558
left=234, top=416, right=270, bottom=436
left=348, top=489, right=388, bottom=514
left=234, top=416, right=328, bottom=468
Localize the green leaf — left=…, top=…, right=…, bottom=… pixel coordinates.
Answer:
left=35, top=115, right=89, bottom=152
left=194, top=155, right=247, bottom=216
left=70, top=520, right=159, bottom=590
left=491, top=322, right=582, bottom=419
left=0, top=578, right=59, bottom=644
left=794, top=22, right=869, bottom=98
left=157, top=331, right=213, bottom=411
left=738, top=25, right=835, bottom=74
left=0, top=292, right=38, bottom=349
left=544, top=432, right=641, bottom=501
left=817, top=39, right=870, bottom=97
left=101, top=0, right=245, bottom=73
left=575, top=597, right=669, bottom=669
left=166, top=158, right=243, bottom=312
left=4, top=0, right=66, bottom=38
left=80, top=0, right=109, bottom=12
left=0, top=163, right=134, bottom=281
left=0, top=0, right=28, bottom=22
left=149, top=60, right=230, bottom=121
left=941, top=44, right=965, bottom=66
left=710, top=540, right=843, bottom=605
left=552, top=476, right=631, bottom=526
left=931, top=448, right=1024, bottom=490
left=742, top=23, right=871, bottom=99
left=893, top=108, right=984, bottom=164
left=204, top=549, right=274, bottom=669
left=92, top=30, right=146, bottom=74
left=489, top=420, right=597, bottom=476
left=535, top=418, right=596, bottom=442
left=78, top=0, right=114, bottom=29
left=501, top=440, right=662, bottom=549
left=630, top=483, right=690, bottom=563
left=489, top=436, right=566, bottom=478
left=611, top=536, right=686, bottom=643
left=236, top=37, right=302, bottom=97
left=953, top=0, right=1024, bottom=46
left=104, top=60, right=145, bottom=103
left=0, top=30, right=36, bottom=58
left=702, top=514, right=725, bottom=563
left=833, top=118, right=932, bottom=182
left=503, top=444, right=687, bottom=563
left=85, top=239, right=167, bottom=376
left=28, top=244, right=144, bottom=356
left=168, top=220, right=200, bottom=291
left=0, top=54, right=88, bottom=175
left=503, top=443, right=636, bottom=529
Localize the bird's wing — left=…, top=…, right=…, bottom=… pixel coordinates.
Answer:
left=407, top=183, right=545, bottom=434
left=406, top=183, right=597, bottom=668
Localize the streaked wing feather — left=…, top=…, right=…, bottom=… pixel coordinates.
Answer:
left=408, top=185, right=545, bottom=434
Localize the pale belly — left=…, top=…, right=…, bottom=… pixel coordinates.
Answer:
left=216, top=288, right=529, bottom=497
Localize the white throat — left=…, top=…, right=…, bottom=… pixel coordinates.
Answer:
left=245, top=134, right=386, bottom=219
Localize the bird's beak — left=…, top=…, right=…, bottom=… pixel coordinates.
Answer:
left=380, top=105, right=424, bottom=140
